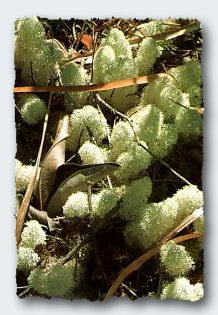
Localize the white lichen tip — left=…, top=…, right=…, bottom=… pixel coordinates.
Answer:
left=173, top=185, right=203, bottom=220
left=79, top=141, right=106, bottom=164
left=149, top=123, right=178, bottom=158
left=20, top=220, right=46, bottom=249
left=109, top=120, right=135, bottom=160
left=131, top=104, right=164, bottom=144
left=18, top=94, right=47, bottom=125
left=67, top=105, right=109, bottom=152
left=93, top=45, right=116, bottom=83
left=103, top=28, right=132, bottom=59
left=17, top=246, right=40, bottom=272
left=161, top=277, right=203, bottom=301
left=63, top=191, right=89, bottom=219
left=15, top=159, right=35, bottom=193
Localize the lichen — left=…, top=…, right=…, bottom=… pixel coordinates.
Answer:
left=161, top=277, right=203, bottom=301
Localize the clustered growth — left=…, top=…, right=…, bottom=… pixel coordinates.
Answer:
left=15, top=18, right=203, bottom=301
left=17, top=220, right=46, bottom=272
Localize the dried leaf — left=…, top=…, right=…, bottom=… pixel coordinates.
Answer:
left=81, top=34, right=94, bottom=49
left=28, top=205, right=61, bottom=231
left=36, top=113, right=69, bottom=210
left=46, top=162, right=120, bottom=218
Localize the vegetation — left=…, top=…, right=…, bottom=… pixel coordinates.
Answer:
left=15, top=17, right=203, bottom=301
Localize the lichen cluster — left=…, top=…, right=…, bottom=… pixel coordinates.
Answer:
left=17, top=220, right=46, bottom=272
left=15, top=18, right=203, bottom=301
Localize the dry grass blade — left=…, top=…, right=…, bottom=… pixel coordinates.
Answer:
left=16, top=93, right=53, bottom=246
left=13, top=73, right=167, bottom=93
left=16, top=173, right=38, bottom=246
left=160, top=207, right=203, bottom=244
left=104, top=207, right=203, bottom=299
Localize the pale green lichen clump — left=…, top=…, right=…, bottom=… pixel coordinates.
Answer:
left=174, top=107, right=202, bottom=137
left=61, top=62, right=89, bottom=111
left=15, top=19, right=203, bottom=300
left=131, top=104, right=164, bottom=144
left=161, top=277, right=203, bottom=301
left=17, top=220, right=46, bottom=273
left=194, top=215, right=204, bottom=234
left=169, top=60, right=202, bottom=92
left=17, top=247, right=40, bottom=272
left=114, top=142, right=152, bottom=182
left=78, top=141, right=106, bottom=164
left=173, top=184, right=203, bottom=220
left=140, top=77, right=188, bottom=119
left=134, top=20, right=165, bottom=37
left=123, top=185, right=203, bottom=250
left=63, top=191, right=89, bottom=219
left=63, top=187, right=124, bottom=220
left=15, top=17, right=62, bottom=85
left=18, top=93, right=47, bottom=125
left=135, top=38, right=161, bottom=75
left=149, top=123, right=178, bottom=158
left=160, top=241, right=195, bottom=276
left=120, top=177, right=152, bottom=220
left=124, top=198, right=178, bottom=249
left=93, top=28, right=138, bottom=112
left=20, top=220, right=46, bottom=249
left=15, top=159, right=35, bottom=193
left=28, top=263, right=80, bottom=298
left=102, top=28, right=132, bottom=59
left=67, top=105, right=109, bottom=152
